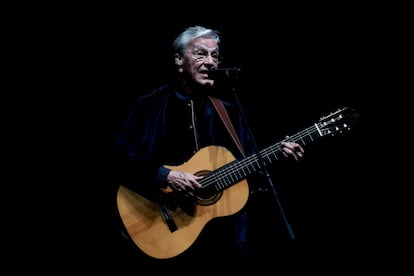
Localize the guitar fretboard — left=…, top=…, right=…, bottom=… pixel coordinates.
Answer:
left=199, top=106, right=354, bottom=194
left=200, top=123, right=322, bottom=192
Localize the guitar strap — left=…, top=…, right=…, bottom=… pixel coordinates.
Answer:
left=208, top=96, right=246, bottom=158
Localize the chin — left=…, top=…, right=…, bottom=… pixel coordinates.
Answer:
left=198, top=79, right=215, bottom=87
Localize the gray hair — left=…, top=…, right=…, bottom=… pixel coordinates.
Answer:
left=172, top=25, right=221, bottom=55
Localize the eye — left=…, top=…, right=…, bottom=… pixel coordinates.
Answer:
left=191, top=49, right=221, bottom=64
left=211, top=53, right=220, bottom=60
left=193, top=50, right=207, bottom=59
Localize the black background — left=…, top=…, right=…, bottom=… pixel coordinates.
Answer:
left=9, top=3, right=408, bottom=274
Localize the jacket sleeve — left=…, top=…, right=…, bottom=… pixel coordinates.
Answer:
left=111, top=93, right=169, bottom=201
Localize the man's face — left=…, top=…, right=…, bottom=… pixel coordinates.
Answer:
left=179, top=37, right=220, bottom=87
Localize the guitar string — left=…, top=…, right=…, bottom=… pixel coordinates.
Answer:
left=199, top=124, right=321, bottom=189
left=199, top=127, right=314, bottom=188
left=199, top=107, right=349, bottom=189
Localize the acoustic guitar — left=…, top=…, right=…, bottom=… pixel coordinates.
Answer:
left=116, top=107, right=358, bottom=259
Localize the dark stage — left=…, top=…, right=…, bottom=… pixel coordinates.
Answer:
left=12, top=5, right=405, bottom=275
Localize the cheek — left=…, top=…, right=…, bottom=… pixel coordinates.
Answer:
left=181, top=59, right=201, bottom=78
left=181, top=60, right=194, bottom=71
left=185, top=63, right=199, bottom=76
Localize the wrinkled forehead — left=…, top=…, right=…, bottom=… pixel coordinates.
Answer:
left=186, top=37, right=219, bottom=52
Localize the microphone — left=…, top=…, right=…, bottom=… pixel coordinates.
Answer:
left=209, top=67, right=242, bottom=79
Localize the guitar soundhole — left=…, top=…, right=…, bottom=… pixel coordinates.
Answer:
left=195, top=170, right=222, bottom=206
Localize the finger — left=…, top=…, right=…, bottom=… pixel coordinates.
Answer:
left=283, top=147, right=299, bottom=161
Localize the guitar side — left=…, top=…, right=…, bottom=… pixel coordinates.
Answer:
left=116, top=145, right=249, bottom=259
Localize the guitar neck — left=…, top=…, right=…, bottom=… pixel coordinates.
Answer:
left=201, top=124, right=322, bottom=192
left=259, top=123, right=321, bottom=166
left=200, top=106, right=356, bottom=194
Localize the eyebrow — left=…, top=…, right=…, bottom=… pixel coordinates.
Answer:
left=192, top=45, right=219, bottom=52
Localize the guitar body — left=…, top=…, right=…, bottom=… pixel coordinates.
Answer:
left=116, top=145, right=249, bottom=259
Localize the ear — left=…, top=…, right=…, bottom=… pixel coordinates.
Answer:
left=175, top=53, right=183, bottom=66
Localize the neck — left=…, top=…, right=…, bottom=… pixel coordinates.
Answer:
left=177, top=77, right=214, bottom=99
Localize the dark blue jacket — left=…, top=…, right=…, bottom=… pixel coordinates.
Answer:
left=113, top=83, right=255, bottom=201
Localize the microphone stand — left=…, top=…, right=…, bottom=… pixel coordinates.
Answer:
left=226, top=70, right=296, bottom=241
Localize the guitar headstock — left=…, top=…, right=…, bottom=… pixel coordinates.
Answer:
left=318, top=107, right=359, bottom=137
